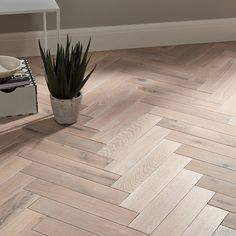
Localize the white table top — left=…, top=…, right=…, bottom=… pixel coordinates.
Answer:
left=0, top=0, right=59, bottom=15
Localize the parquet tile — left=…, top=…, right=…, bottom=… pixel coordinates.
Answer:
left=1, top=42, right=236, bottom=235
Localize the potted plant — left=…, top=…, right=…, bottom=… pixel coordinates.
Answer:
left=39, top=36, right=96, bottom=125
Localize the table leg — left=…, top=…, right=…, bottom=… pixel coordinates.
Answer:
left=56, top=10, right=60, bottom=44
left=43, top=11, right=47, bottom=49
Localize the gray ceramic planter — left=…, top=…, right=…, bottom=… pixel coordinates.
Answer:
left=50, top=94, right=82, bottom=125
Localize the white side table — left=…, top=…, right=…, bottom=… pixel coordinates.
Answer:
left=0, top=0, right=60, bottom=49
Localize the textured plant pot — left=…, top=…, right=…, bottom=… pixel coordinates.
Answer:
left=50, top=94, right=82, bottom=125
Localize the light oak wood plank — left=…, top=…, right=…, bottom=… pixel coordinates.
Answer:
left=112, top=139, right=180, bottom=193
left=213, top=225, right=236, bottom=236
left=20, top=148, right=119, bottom=186
left=0, top=173, right=35, bottom=206
left=222, top=213, right=236, bottom=230
left=130, top=169, right=202, bottom=234
left=120, top=153, right=191, bottom=212
left=150, top=106, right=236, bottom=137
left=167, top=131, right=236, bottom=159
left=176, top=145, right=236, bottom=171
left=92, top=102, right=154, bottom=143
left=97, top=113, right=162, bottom=159
left=26, top=139, right=112, bottom=169
left=209, top=193, right=236, bottom=214
left=197, top=176, right=236, bottom=199
left=151, top=186, right=215, bottom=236
left=182, top=205, right=228, bottom=236
left=34, top=217, right=97, bottom=236
left=0, top=209, right=44, bottom=236
left=0, top=190, right=39, bottom=228
left=25, top=179, right=137, bottom=225
left=30, top=197, right=148, bottom=236
left=105, top=126, right=170, bottom=175
left=159, top=118, right=236, bottom=148
left=21, top=162, right=128, bottom=205
left=185, top=160, right=236, bottom=184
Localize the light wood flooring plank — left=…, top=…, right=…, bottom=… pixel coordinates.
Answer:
left=150, top=106, right=236, bottom=137
left=92, top=102, right=154, bottom=143
left=213, top=225, right=236, bottom=236
left=25, top=179, right=137, bottom=225
left=0, top=190, right=39, bottom=228
left=97, top=113, right=162, bottom=159
left=151, top=186, right=215, bottom=236
left=185, top=160, right=236, bottom=184
left=159, top=118, right=236, bottom=148
left=112, top=139, right=180, bottom=193
left=222, top=213, right=236, bottom=230
left=25, top=139, right=112, bottom=169
left=209, top=193, right=236, bottom=214
left=0, top=209, right=44, bottom=236
left=120, top=153, right=191, bottom=212
left=30, top=197, right=148, bottom=236
left=130, top=169, right=202, bottom=234
left=34, top=217, right=97, bottom=236
left=167, top=131, right=236, bottom=159
left=196, top=176, right=236, bottom=199
left=19, top=148, right=119, bottom=186
left=176, top=145, right=236, bottom=171
left=181, top=205, right=228, bottom=236
left=21, top=162, right=128, bottom=205
left=105, top=126, right=170, bottom=175
left=0, top=173, right=35, bottom=206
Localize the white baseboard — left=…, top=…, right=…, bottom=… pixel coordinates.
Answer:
left=1, top=18, right=236, bottom=57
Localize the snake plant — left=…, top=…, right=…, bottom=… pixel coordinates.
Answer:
left=39, top=36, right=96, bottom=99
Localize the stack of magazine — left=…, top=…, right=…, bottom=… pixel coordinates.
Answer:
left=0, top=59, right=33, bottom=90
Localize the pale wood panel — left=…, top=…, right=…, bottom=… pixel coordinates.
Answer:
left=167, top=131, right=236, bottom=159
left=25, top=179, right=137, bottom=225
left=121, top=154, right=191, bottom=212
left=130, top=169, right=202, bottom=234
left=142, top=97, right=231, bottom=123
left=21, top=162, right=128, bottom=205
left=19, top=148, right=119, bottom=186
left=0, top=157, right=31, bottom=185
left=0, top=173, right=35, bottom=206
left=151, top=186, right=215, bottom=236
left=34, top=217, right=97, bottom=236
left=222, top=213, right=236, bottom=230
left=150, top=106, right=236, bottom=137
left=105, top=126, right=170, bottom=175
left=112, top=139, right=180, bottom=193
left=0, top=209, right=44, bottom=236
left=82, top=79, right=132, bottom=118
left=181, top=205, right=228, bottom=236
left=97, top=113, right=162, bottom=159
left=185, top=160, right=236, bottom=184
left=209, top=193, right=236, bottom=213
left=176, top=145, right=236, bottom=171
left=30, top=197, right=148, bottom=236
left=159, top=118, right=236, bottom=148
left=197, top=176, right=236, bottom=199
left=25, top=139, right=112, bottom=169
left=86, top=89, right=144, bottom=130
left=218, top=92, right=236, bottom=115
left=0, top=190, right=39, bottom=228
left=40, top=130, right=104, bottom=153
left=213, top=225, right=236, bottom=236
left=23, top=230, right=45, bottom=236
left=92, top=102, right=154, bottom=143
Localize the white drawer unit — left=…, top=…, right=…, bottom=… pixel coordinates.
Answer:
left=0, top=60, right=38, bottom=118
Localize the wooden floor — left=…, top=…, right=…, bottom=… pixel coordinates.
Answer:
left=0, top=42, right=236, bottom=236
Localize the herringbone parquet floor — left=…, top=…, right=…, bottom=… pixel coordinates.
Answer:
left=0, top=42, right=236, bottom=236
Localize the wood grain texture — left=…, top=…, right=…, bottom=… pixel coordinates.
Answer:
left=1, top=43, right=236, bottom=235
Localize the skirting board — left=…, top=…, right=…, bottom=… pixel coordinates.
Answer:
left=0, top=18, right=236, bottom=57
